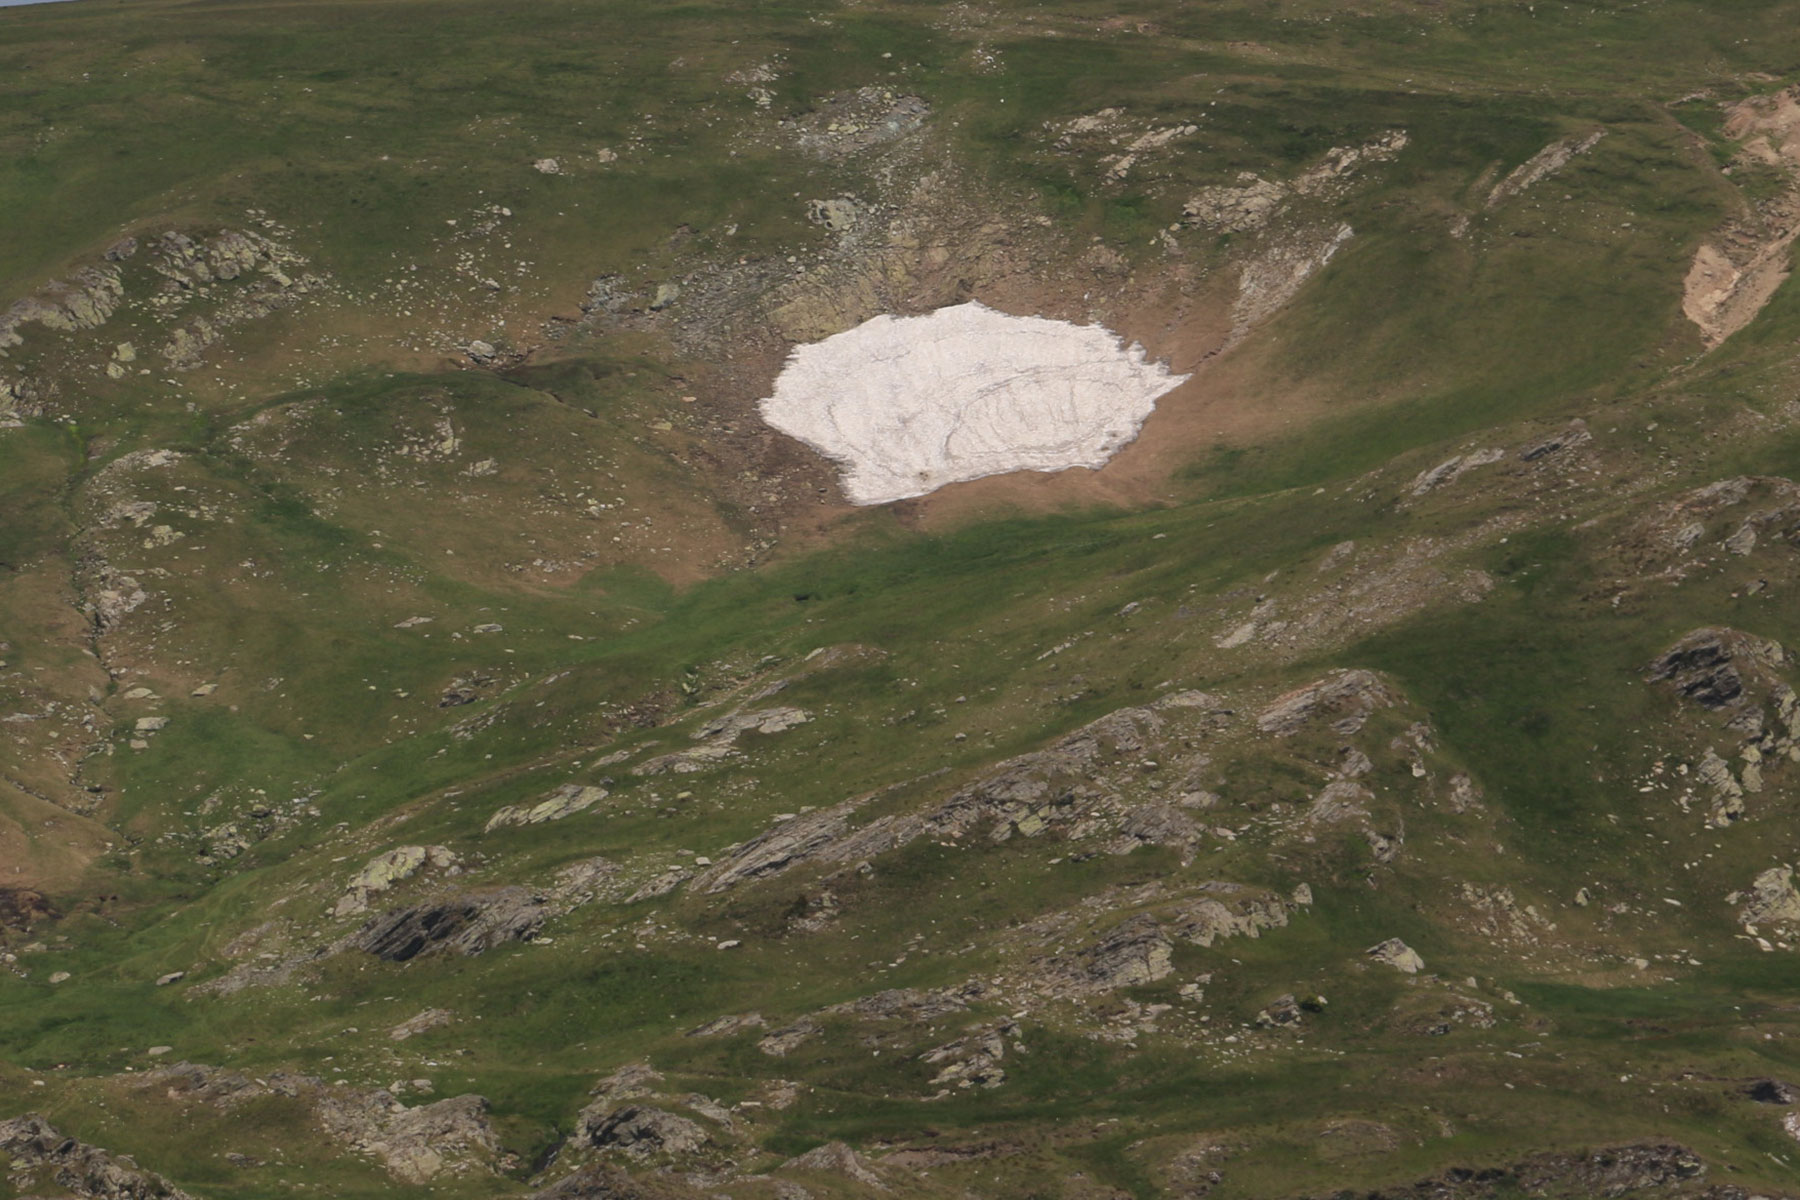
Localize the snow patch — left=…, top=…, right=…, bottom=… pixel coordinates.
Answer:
left=759, top=301, right=1189, bottom=505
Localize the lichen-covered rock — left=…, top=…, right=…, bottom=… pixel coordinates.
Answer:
left=333, top=845, right=458, bottom=917
left=1368, top=937, right=1425, bottom=973
left=486, top=784, right=608, bottom=833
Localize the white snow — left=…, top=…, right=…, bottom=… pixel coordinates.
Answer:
left=758, top=301, right=1189, bottom=505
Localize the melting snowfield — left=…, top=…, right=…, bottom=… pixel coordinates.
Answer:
left=759, top=302, right=1190, bottom=505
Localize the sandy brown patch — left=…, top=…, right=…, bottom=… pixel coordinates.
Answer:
left=1683, top=86, right=1800, bottom=349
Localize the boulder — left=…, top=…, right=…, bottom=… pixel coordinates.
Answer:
left=1368, top=938, right=1425, bottom=974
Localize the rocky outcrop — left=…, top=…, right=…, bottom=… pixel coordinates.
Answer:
left=0, top=1114, right=195, bottom=1200
left=390, top=1008, right=454, bottom=1041
left=1183, top=132, right=1407, bottom=234
left=531, top=1163, right=704, bottom=1199
left=630, top=705, right=812, bottom=776
left=1485, top=130, right=1605, bottom=208
left=922, top=1023, right=1017, bottom=1090
left=1258, top=670, right=1395, bottom=736
left=1303, top=1141, right=1705, bottom=1200
left=757, top=1017, right=823, bottom=1056
left=486, top=783, right=608, bottom=833
left=0, top=886, right=54, bottom=930
left=349, top=887, right=546, bottom=961
left=0, top=266, right=125, bottom=351
left=317, top=1090, right=499, bottom=1183
left=1184, top=175, right=1290, bottom=232
left=579, top=1104, right=709, bottom=1159
left=783, top=1141, right=888, bottom=1188
left=692, top=702, right=1173, bottom=893
left=827, top=981, right=989, bottom=1021
left=333, top=845, right=458, bottom=917
left=1045, top=915, right=1175, bottom=993
left=693, top=705, right=811, bottom=741
left=1038, top=885, right=1294, bottom=996
left=1648, top=629, right=1785, bottom=711
left=1735, top=866, right=1800, bottom=929
left=1168, top=885, right=1296, bottom=946
left=1408, top=448, right=1505, bottom=498
left=137, top=1062, right=497, bottom=1183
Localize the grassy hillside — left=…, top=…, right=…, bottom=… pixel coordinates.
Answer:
left=7, top=0, right=1800, bottom=1197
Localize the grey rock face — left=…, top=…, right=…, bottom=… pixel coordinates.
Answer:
left=350, top=887, right=546, bottom=961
